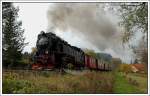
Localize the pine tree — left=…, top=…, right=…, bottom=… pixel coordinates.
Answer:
left=2, top=2, right=27, bottom=68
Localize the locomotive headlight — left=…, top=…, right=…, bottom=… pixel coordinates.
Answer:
left=45, top=50, right=48, bottom=54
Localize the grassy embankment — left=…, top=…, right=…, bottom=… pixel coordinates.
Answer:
left=127, top=73, right=148, bottom=93
left=2, top=70, right=114, bottom=94
left=113, top=72, right=148, bottom=94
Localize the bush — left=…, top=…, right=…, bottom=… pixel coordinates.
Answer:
left=3, top=79, right=32, bottom=94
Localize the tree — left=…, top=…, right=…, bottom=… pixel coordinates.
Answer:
left=111, top=58, right=122, bottom=70
left=119, top=64, right=132, bottom=74
left=133, top=59, right=138, bottom=64
left=30, top=47, right=37, bottom=64
left=31, top=47, right=37, bottom=54
left=96, top=53, right=112, bottom=63
left=120, top=2, right=148, bottom=43
left=83, top=49, right=97, bottom=58
left=132, top=39, right=148, bottom=71
left=22, top=52, right=30, bottom=64
left=2, top=2, right=27, bottom=68
left=119, top=2, right=148, bottom=72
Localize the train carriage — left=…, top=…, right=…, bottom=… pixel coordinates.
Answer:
left=84, top=55, right=90, bottom=68
left=98, top=59, right=103, bottom=70
left=85, top=55, right=97, bottom=70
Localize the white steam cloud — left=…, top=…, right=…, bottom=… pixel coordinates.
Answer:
left=47, top=3, right=134, bottom=63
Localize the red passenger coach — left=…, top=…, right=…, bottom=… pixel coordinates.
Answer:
left=85, top=55, right=90, bottom=68
left=85, top=55, right=112, bottom=71
left=85, top=55, right=97, bottom=69
left=89, top=57, right=97, bottom=69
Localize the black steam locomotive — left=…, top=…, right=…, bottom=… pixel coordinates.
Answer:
left=32, top=31, right=111, bottom=71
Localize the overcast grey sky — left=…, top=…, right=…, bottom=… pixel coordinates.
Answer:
left=13, top=3, right=143, bottom=63
left=14, top=3, right=50, bottom=52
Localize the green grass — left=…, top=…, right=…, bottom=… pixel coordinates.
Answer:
left=127, top=73, right=148, bottom=93
left=113, top=72, right=143, bottom=94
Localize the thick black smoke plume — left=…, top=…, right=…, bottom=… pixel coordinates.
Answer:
left=47, top=3, right=134, bottom=63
